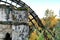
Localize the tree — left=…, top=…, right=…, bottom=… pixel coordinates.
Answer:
left=42, top=9, right=58, bottom=40
left=43, top=9, right=57, bottom=29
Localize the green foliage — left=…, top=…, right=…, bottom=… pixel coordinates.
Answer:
left=37, top=32, right=44, bottom=40
left=55, top=21, right=60, bottom=40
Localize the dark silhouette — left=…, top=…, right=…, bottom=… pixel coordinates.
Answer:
left=4, top=33, right=11, bottom=40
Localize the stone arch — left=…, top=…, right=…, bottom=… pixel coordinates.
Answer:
left=0, top=0, right=44, bottom=29
left=0, top=0, right=44, bottom=40
left=0, top=0, right=56, bottom=40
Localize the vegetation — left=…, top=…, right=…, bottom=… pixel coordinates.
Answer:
left=29, top=9, right=60, bottom=40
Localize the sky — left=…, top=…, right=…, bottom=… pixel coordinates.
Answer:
left=22, top=0, right=60, bottom=18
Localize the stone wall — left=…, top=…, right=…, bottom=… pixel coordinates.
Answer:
left=12, top=25, right=29, bottom=40
left=0, top=25, right=12, bottom=40
left=0, top=5, right=29, bottom=40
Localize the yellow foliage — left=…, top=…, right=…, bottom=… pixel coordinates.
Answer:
left=50, top=18, right=58, bottom=28
left=41, top=19, right=46, bottom=25
left=42, top=17, right=58, bottom=28
left=29, top=30, right=38, bottom=40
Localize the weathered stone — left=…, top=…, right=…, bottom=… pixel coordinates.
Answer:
left=12, top=25, right=29, bottom=40
left=0, top=5, right=29, bottom=40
